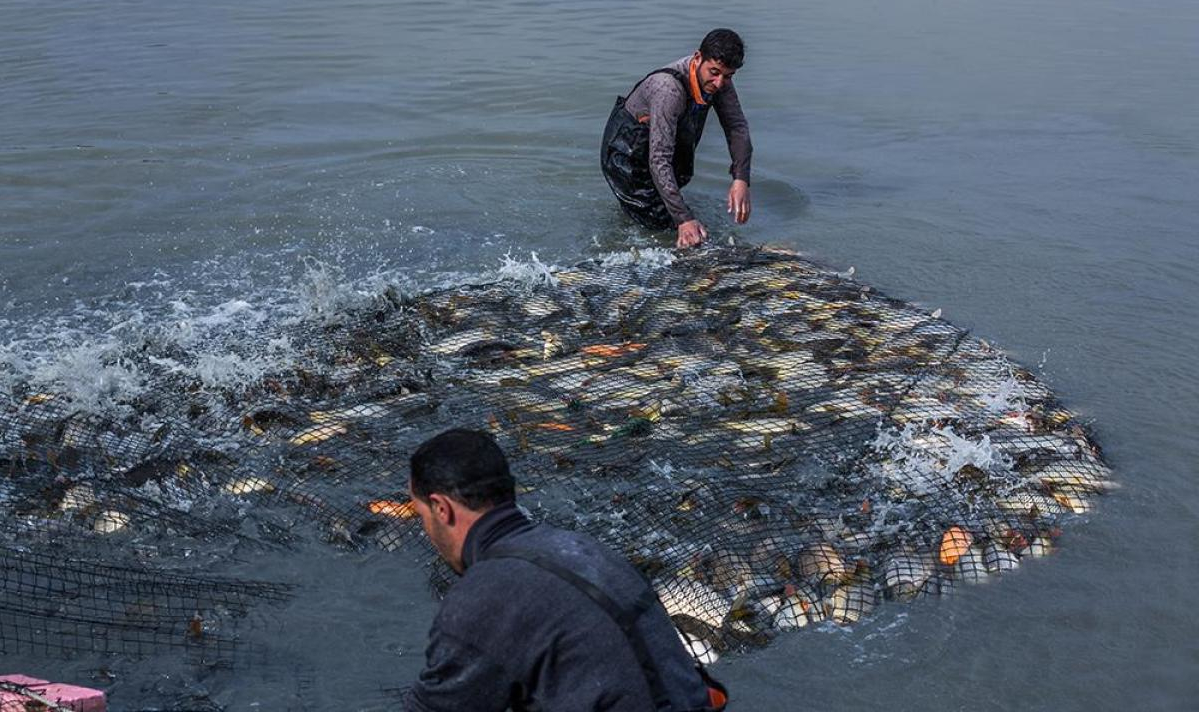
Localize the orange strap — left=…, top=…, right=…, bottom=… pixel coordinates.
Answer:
left=708, top=685, right=728, bottom=710
left=688, top=58, right=709, bottom=106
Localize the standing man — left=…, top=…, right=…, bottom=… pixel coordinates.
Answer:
left=399, top=429, right=727, bottom=712
left=601, top=29, right=752, bottom=249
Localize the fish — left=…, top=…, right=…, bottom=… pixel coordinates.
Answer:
left=0, top=243, right=1115, bottom=653
left=521, top=355, right=592, bottom=379
left=93, top=510, right=130, bottom=534
left=429, top=328, right=500, bottom=356
left=58, top=483, right=96, bottom=513
left=795, top=542, right=849, bottom=585
left=722, top=418, right=809, bottom=436
left=955, top=545, right=991, bottom=584
left=881, top=551, right=934, bottom=601
left=368, top=499, right=418, bottom=519
left=939, top=526, right=974, bottom=566
left=519, top=295, right=561, bottom=319
left=770, top=584, right=822, bottom=629
left=580, top=342, right=647, bottom=358
left=676, top=628, right=720, bottom=665
left=288, top=422, right=348, bottom=446
left=982, top=542, right=1020, bottom=573
left=1030, top=460, right=1119, bottom=494
left=823, top=579, right=877, bottom=625
left=994, top=491, right=1072, bottom=519
left=222, top=476, right=276, bottom=496
left=309, top=402, right=391, bottom=423
left=656, top=576, right=733, bottom=630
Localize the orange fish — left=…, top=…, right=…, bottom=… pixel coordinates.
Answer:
left=580, top=342, right=647, bottom=357
left=369, top=500, right=418, bottom=519
left=939, top=525, right=974, bottom=566
left=534, top=422, right=575, bottom=432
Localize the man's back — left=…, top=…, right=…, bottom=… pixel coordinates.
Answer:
left=402, top=504, right=712, bottom=711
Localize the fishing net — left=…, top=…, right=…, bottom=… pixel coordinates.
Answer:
left=0, top=244, right=1114, bottom=671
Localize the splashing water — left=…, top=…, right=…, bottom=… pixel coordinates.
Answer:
left=599, top=247, right=676, bottom=271
left=869, top=423, right=1012, bottom=496
left=497, top=251, right=560, bottom=290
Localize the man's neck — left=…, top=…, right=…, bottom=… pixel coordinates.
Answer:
left=459, top=503, right=532, bottom=570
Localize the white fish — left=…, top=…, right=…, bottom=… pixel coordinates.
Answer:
left=522, top=355, right=591, bottom=379
left=93, top=510, right=130, bottom=534
left=1024, top=535, right=1053, bottom=558
left=722, top=418, right=809, bottom=436
left=795, top=542, right=848, bottom=584
left=823, top=581, right=877, bottom=625
left=288, top=422, right=347, bottom=446
left=455, top=368, right=528, bottom=388
left=309, top=402, right=391, bottom=423
left=58, top=483, right=96, bottom=513
left=955, top=545, right=990, bottom=584
left=676, top=629, right=719, bottom=665
left=771, top=586, right=822, bottom=630
left=520, top=295, right=561, bottom=319
left=983, top=542, right=1020, bottom=573
left=1032, top=460, right=1118, bottom=493
left=429, top=328, right=497, bottom=356
left=995, top=491, right=1071, bottom=519
left=807, top=397, right=884, bottom=421
left=655, top=577, right=733, bottom=629
left=222, top=476, right=276, bottom=496
left=882, top=551, right=934, bottom=601
left=890, top=398, right=963, bottom=423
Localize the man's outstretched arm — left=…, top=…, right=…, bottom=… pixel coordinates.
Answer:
left=715, top=82, right=753, bottom=224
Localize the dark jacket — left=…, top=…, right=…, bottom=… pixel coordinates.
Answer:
left=400, top=504, right=714, bottom=712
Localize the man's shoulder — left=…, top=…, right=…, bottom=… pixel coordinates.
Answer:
left=640, top=71, right=687, bottom=99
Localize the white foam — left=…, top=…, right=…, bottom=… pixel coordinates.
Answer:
left=599, top=247, right=675, bottom=271
left=869, top=422, right=1011, bottom=497
left=291, top=258, right=378, bottom=324
left=22, top=339, right=150, bottom=414
left=497, top=251, right=559, bottom=290
left=977, top=365, right=1028, bottom=414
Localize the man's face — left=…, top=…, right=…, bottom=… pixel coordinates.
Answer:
left=696, top=55, right=736, bottom=95
left=409, top=481, right=462, bottom=572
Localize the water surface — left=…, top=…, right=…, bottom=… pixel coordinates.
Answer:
left=2, top=0, right=1198, bottom=709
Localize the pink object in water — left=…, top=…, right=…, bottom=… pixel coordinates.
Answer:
left=0, top=674, right=106, bottom=712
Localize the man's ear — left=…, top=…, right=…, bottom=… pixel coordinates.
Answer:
left=692, top=49, right=702, bottom=63
left=428, top=492, right=456, bottom=526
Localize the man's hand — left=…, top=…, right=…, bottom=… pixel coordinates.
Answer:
left=727, top=179, right=751, bottom=224
left=676, top=219, right=707, bottom=249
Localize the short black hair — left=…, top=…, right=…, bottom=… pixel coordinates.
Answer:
left=409, top=429, right=515, bottom=510
left=699, top=28, right=745, bottom=69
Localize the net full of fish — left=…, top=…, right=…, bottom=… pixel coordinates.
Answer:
left=0, top=245, right=1115, bottom=665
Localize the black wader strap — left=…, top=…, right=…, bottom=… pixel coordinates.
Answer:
left=625, top=68, right=687, bottom=100
left=484, top=545, right=675, bottom=711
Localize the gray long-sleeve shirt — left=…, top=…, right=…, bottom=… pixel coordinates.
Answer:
left=622, top=55, right=752, bottom=226
left=399, top=504, right=713, bottom=711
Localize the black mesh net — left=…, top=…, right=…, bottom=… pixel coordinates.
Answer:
left=0, top=244, right=1113, bottom=675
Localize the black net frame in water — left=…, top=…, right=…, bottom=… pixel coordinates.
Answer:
left=0, top=245, right=1114, bottom=683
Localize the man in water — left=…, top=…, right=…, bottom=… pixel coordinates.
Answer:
left=601, top=28, right=752, bottom=249
left=399, top=428, right=726, bottom=711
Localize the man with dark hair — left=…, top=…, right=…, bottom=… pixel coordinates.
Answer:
left=601, top=29, right=752, bottom=249
left=400, top=428, right=727, bottom=711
